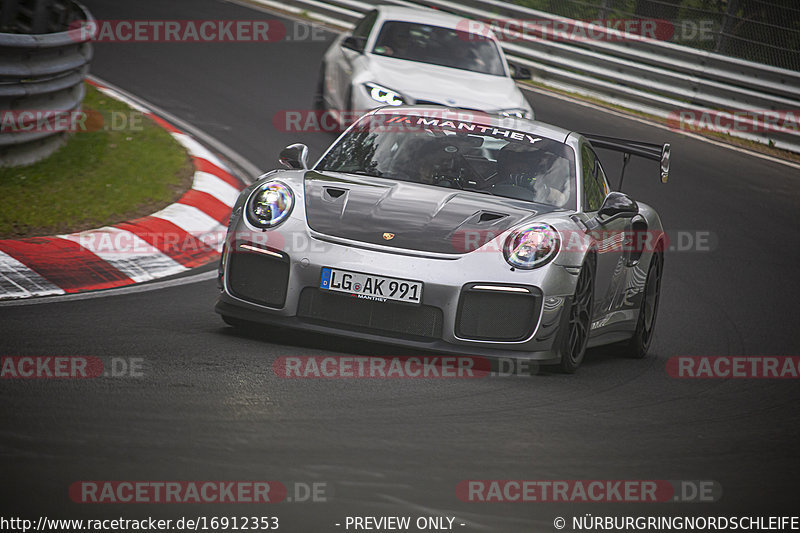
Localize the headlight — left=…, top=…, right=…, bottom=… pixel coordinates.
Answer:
left=503, top=223, right=560, bottom=269
left=499, top=108, right=529, bottom=119
left=364, top=83, right=405, bottom=106
left=246, top=181, right=294, bottom=229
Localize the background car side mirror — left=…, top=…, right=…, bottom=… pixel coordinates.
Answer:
left=598, top=191, right=639, bottom=219
left=342, top=36, right=366, bottom=53
left=279, top=143, right=309, bottom=170
left=508, top=63, right=531, bottom=80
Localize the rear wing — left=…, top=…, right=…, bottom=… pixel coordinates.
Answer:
left=583, top=134, right=670, bottom=188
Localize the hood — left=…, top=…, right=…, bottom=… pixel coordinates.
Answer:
left=363, top=55, right=526, bottom=112
left=303, top=171, right=555, bottom=254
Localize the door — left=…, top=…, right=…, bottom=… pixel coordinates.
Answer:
left=580, top=143, right=629, bottom=319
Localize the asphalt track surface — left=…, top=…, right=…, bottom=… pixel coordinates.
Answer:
left=2, top=0, right=800, bottom=530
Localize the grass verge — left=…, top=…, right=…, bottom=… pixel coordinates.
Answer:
left=0, top=82, right=193, bottom=238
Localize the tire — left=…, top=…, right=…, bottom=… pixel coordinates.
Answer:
left=621, top=251, right=663, bottom=358
left=557, top=254, right=595, bottom=373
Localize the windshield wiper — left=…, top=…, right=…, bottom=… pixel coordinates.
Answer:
left=459, top=184, right=495, bottom=196
left=349, top=169, right=383, bottom=177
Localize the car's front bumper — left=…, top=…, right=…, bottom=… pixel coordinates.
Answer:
left=215, top=212, right=579, bottom=362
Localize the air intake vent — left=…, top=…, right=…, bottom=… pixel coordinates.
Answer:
left=324, top=187, right=347, bottom=199
left=479, top=211, right=506, bottom=223
left=228, top=245, right=290, bottom=308
left=456, top=285, right=541, bottom=341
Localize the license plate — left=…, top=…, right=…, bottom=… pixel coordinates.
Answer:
left=319, top=267, right=422, bottom=305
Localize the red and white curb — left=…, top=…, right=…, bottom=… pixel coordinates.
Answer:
left=0, top=81, right=246, bottom=300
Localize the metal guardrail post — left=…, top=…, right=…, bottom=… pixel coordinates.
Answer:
left=0, top=0, right=94, bottom=167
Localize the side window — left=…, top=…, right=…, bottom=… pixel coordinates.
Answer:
left=593, top=151, right=611, bottom=196
left=581, top=144, right=605, bottom=212
left=352, top=10, right=378, bottom=41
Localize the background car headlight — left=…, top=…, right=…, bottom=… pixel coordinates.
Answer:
left=246, top=181, right=294, bottom=229
left=499, top=108, right=529, bottom=119
left=364, top=83, right=405, bottom=106
left=503, top=223, right=560, bottom=269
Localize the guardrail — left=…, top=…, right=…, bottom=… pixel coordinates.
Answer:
left=0, top=1, right=95, bottom=167
left=259, top=0, right=800, bottom=153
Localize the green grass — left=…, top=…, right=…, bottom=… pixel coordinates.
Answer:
left=0, top=83, right=192, bottom=238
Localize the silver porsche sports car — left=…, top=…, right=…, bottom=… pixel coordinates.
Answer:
left=314, top=5, right=534, bottom=129
left=215, top=107, right=670, bottom=372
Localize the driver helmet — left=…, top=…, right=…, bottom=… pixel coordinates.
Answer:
left=496, top=142, right=536, bottom=187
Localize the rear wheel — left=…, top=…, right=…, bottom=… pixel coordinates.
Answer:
left=622, top=251, right=663, bottom=358
left=558, top=255, right=595, bottom=373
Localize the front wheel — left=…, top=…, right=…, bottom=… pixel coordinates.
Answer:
left=557, top=254, right=595, bottom=373
left=621, top=251, right=663, bottom=358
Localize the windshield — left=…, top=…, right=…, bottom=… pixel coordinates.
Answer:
left=315, top=113, right=577, bottom=209
left=371, top=21, right=506, bottom=76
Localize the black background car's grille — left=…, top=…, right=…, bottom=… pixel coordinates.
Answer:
left=228, top=249, right=289, bottom=308
left=298, top=288, right=443, bottom=340
left=456, top=288, right=541, bottom=341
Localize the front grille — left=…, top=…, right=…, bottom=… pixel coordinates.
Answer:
left=456, top=287, right=541, bottom=341
left=297, top=288, right=443, bottom=340
left=227, top=247, right=290, bottom=307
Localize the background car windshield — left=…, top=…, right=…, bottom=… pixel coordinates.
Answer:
left=315, top=114, right=576, bottom=209
left=371, top=21, right=505, bottom=76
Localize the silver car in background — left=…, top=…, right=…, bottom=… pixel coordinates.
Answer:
left=314, top=6, right=534, bottom=128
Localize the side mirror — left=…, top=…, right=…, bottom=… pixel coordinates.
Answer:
left=508, top=63, right=531, bottom=80
left=342, top=36, right=365, bottom=53
left=279, top=143, right=309, bottom=170
left=598, top=191, right=639, bottom=219
left=660, top=143, right=670, bottom=183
